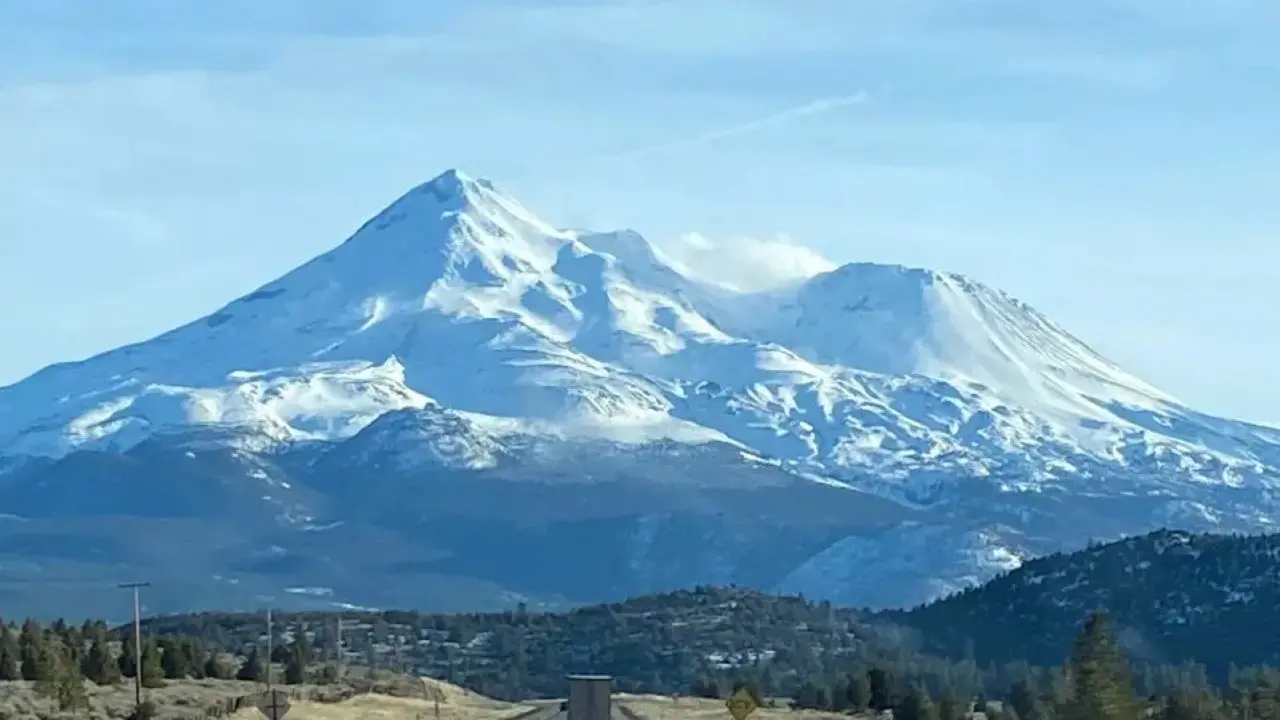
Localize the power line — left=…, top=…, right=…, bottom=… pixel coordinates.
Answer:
left=0, top=577, right=149, bottom=586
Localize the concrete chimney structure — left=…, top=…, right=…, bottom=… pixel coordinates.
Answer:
left=566, top=675, right=613, bottom=720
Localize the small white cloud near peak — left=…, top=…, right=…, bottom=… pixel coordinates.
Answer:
left=653, top=232, right=837, bottom=292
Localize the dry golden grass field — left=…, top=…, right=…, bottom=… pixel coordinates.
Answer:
left=224, top=677, right=537, bottom=720
left=0, top=674, right=872, bottom=720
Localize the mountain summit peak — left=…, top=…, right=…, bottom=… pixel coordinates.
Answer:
left=384, top=167, right=499, bottom=218
left=339, top=168, right=562, bottom=257
left=421, top=167, right=488, bottom=200
left=432, top=167, right=472, bottom=183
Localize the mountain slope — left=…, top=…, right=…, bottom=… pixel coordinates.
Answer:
left=891, top=529, right=1280, bottom=678
left=2, top=168, right=1279, bottom=616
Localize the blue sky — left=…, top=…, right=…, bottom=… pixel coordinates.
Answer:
left=1, top=0, right=1278, bottom=423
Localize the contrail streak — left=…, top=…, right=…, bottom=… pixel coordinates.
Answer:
left=593, top=91, right=869, bottom=162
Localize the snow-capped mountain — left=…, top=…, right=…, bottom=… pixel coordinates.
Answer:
left=2, top=169, right=1278, bottom=618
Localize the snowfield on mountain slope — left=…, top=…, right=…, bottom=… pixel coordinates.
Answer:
left=2, top=169, right=1280, bottom=502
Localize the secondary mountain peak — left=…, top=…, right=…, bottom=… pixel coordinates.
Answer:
left=763, top=259, right=1177, bottom=410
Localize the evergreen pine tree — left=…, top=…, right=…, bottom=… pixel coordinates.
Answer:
left=756, top=665, right=777, bottom=699
left=284, top=639, right=307, bottom=685
left=81, top=636, right=121, bottom=685
left=182, top=638, right=207, bottom=679
left=692, top=674, right=722, bottom=699
left=18, top=619, right=56, bottom=682
left=0, top=621, right=20, bottom=681
left=1063, top=612, right=1141, bottom=720
left=237, top=647, right=264, bottom=682
left=159, top=637, right=188, bottom=679
left=938, top=688, right=967, bottom=720
left=318, top=662, right=341, bottom=685
left=847, top=671, right=872, bottom=711
left=869, top=667, right=897, bottom=711
left=813, top=685, right=832, bottom=711
left=1248, top=682, right=1280, bottom=720
left=119, top=633, right=137, bottom=678
left=140, top=639, right=166, bottom=688
left=34, top=635, right=88, bottom=712
left=272, top=642, right=291, bottom=665
left=1051, top=666, right=1075, bottom=710
left=897, top=685, right=939, bottom=720
left=1009, top=679, right=1049, bottom=720
left=57, top=624, right=84, bottom=671
left=793, top=680, right=825, bottom=709
left=1161, top=688, right=1227, bottom=720
left=296, top=631, right=314, bottom=666
left=54, top=661, right=91, bottom=712
left=204, top=652, right=230, bottom=680
left=827, top=678, right=850, bottom=712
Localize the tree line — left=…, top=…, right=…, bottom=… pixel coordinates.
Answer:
left=693, top=612, right=1262, bottom=720
left=0, top=614, right=324, bottom=714
left=6, top=585, right=1280, bottom=720
left=123, top=586, right=1280, bottom=705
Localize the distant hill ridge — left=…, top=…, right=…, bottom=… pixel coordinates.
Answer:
left=111, top=530, right=1280, bottom=694
left=888, top=528, right=1280, bottom=675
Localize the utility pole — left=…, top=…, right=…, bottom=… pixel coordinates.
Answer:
left=829, top=603, right=837, bottom=654
left=266, top=608, right=274, bottom=692
left=335, top=617, right=345, bottom=680
left=118, top=581, right=151, bottom=713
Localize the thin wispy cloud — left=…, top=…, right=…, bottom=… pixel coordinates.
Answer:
left=654, top=232, right=837, bottom=293
left=593, top=93, right=869, bottom=163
